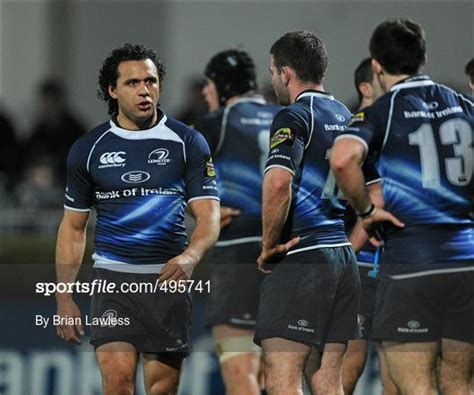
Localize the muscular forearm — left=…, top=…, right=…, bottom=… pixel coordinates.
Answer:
left=262, top=174, right=292, bottom=249
left=335, top=162, right=371, bottom=214
left=331, top=140, right=372, bottom=214
left=55, top=220, right=87, bottom=300
left=183, top=208, right=220, bottom=264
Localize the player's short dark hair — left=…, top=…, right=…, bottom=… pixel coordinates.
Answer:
left=98, top=43, right=166, bottom=115
left=369, top=19, right=426, bottom=75
left=354, top=58, right=373, bottom=101
left=270, top=31, right=328, bottom=84
left=205, top=49, right=257, bottom=106
left=465, top=58, right=474, bottom=84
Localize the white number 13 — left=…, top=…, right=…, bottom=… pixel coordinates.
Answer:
left=408, top=119, right=473, bottom=188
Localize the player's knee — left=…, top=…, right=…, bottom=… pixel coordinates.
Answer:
left=146, top=375, right=180, bottom=395
left=310, top=368, right=343, bottom=395
left=221, top=353, right=259, bottom=380
left=102, top=371, right=135, bottom=395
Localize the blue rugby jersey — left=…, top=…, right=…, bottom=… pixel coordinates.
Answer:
left=64, top=110, right=219, bottom=273
left=338, top=75, right=474, bottom=274
left=194, top=96, right=280, bottom=246
left=264, top=90, right=354, bottom=255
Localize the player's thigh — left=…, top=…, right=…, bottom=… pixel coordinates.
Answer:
left=141, top=352, right=183, bottom=395
left=261, top=337, right=311, bottom=375
left=96, top=341, right=138, bottom=386
left=307, top=342, right=346, bottom=380
left=382, top=341, right=438, bottom=389
left=343, top=339, right=369, bottom=373
left=375, top=342, right=399, bottom=395
left=439, top=338, right=474, bottom=385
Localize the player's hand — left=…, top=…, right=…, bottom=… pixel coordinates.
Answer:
left=56, top=297, right=84, bottom=345
left=159, top=253, right=198, bottom=283
left=257, top=237, right=300, bottom=274
left=362, top=208, right=405, bottom=247
left=220, top=206, right=241, bottom=229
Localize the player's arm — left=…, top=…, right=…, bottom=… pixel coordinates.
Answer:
left=258, top=168, right=300, bottom=273
left=55, top=209, right=89, bottom=344
left=159, top=199, right=220, bottom=282
left=257, top=110, right=304, bottom=272
left=331, top=124, right=404, bottom=244
left=159, top=131, right=221, bottom=282
left=349, top=181, right=383, bottom=252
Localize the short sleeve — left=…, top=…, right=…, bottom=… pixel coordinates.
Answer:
left=264, top=109, right=307, bottom=176
left=335, top=105, right=385, bottom=156
left=64, top=140, right=94, bottom=211
left=362, top=158, right=381, bottom=185
left=185, top=131, right=220, bottom=203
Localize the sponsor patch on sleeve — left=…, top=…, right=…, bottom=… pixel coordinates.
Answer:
left=348, top=112, right=365, bottom=126
left=204, top=155, right=216, bottom=177
left=270, top=128, right=294, bottom=149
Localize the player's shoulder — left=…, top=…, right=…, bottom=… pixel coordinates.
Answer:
left=193, top=108, right=225, bottom=131
left=432, top=82, right=474, bottom=108
left=165, top=116, right=209, bottom=147
left=69, top=120, right=111, bottom=155
left=274, top=102, right=308, bottom=124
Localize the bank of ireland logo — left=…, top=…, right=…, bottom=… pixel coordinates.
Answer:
left=121, top=171, right=151, bottom=184
left=335, top=114, right=346, bottom=122
left=101, top=309, right=118, bottom=328
left=148, top=148, right=171, bottom=165
left=99, top=151, right=126, bottom=168
left=407, top=320, right=420, bottom=329
left=297, top=319, right=309, bottom=327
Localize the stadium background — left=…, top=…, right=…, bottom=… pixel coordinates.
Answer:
left=0, top=1, right=471, bottom=394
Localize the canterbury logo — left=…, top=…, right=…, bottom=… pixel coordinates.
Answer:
left=100, top=152, right=126, bottom=165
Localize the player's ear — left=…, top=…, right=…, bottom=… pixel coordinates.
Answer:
left=108, top=85, right=118, bottom=99
left=281, top=66, right=292, bottom=86
left=371, top=59, right=383, bottom=76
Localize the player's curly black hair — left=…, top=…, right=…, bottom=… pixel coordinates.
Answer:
left=370, top=19, right=426, bottom=75
left=98, top=43, right=166, bottom=115
left=270, top=31, right=328, bottom=84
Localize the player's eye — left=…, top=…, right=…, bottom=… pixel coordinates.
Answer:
left=127, top=80, right=138, bottom=86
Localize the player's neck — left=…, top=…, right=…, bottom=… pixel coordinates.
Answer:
left=383, top=73, right=412, bottom=92
left=226, top=91, right=256, bottom=106
left=116, top=112, right=158, bottom=131
left=290, top=83, right=325, bottom=103
left=358, top=98, right=373, bottom=111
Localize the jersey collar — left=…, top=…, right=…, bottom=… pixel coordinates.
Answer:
left=390, top=75, right=434, bottom=92
left=109, top=109, right=168, bottom=140
left=296, top=89, right=334, bottom=101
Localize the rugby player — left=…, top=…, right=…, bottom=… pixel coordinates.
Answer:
left=342, top=57, right=398, bottom=395
left=55, top=43, right=220, bottom=395
left=194, top=49, right=280, bottom=395
left=331, top=19, right=474, bottom=395
left=254, top=31, right=360, bottom=394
